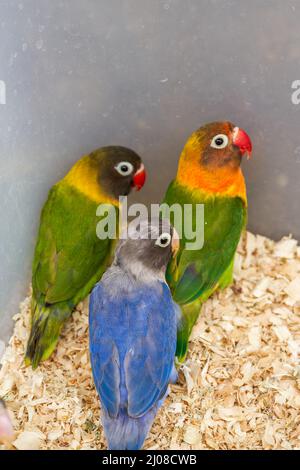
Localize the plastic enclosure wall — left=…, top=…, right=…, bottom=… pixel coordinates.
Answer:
left=0, top=0, right=300, bottom=343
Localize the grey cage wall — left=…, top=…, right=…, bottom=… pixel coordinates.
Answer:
left=0, top=0, right=300, bottom=344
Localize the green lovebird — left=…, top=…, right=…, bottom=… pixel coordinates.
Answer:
left=162, top=122, right=252, bottom=362
left=26, top=146, right=146, bottom=369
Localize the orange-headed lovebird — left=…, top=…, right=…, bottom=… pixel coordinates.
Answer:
left=162, top=122, right=252, bottom=361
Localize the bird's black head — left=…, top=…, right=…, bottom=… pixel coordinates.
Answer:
left=90, top=146, right=146, bottom=199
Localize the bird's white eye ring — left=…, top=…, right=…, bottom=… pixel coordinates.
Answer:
left=115, top=161, right=134, bottom=176
left=155, top=232, right=172, bottom=248
left=210, top=134, right=229, bottom=149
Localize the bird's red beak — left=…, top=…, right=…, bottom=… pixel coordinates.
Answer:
left=132, top=164, right=146, bottom=191
left=232, top=127, right=252, bottom=160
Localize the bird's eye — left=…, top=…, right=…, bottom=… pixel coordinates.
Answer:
left=210, top=134, right=229, bottom=149
left=115, top=161, right=134, bottom=176
left=155, top=232, right=172, bottom=248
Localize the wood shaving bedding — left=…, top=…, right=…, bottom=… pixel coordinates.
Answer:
left=0, top=231, right=300, bottom=450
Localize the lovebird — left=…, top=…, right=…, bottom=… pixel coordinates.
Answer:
left=0, top=400, right=14, bottom=443
left=89, top=219, right=180, bottom=450
left=25, top=146, right=146, bottom=369
left=163, top=122, right=252, bottom=361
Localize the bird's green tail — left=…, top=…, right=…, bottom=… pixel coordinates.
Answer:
left=25, top=298, right=73, bottom=369
left=176, top=298, right=203, bottom=362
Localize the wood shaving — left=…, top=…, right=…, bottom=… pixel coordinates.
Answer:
left=0, top=231, right=300, bottom=450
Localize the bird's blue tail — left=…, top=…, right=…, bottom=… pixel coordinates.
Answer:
left=102, top=406, right=158, bottom=450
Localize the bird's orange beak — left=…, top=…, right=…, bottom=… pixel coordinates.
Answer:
left=232, top=127, right=252, bottom=160
left=132, top=164, right=146, bottom=191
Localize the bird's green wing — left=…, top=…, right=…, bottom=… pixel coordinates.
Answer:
left=32, top=182, right=117, bottom=306
left=163, top=181, right=246, bottom=305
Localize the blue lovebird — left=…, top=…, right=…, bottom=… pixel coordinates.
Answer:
left=0, top=400, right=14, bottom=443
left=89, top=219, right=180, bottom=450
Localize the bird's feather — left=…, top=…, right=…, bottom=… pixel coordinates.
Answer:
left=89, top=280, right=177, bottom=420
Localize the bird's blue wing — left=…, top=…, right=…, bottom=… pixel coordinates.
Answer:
left=89, top=283, right=120, bottom=418
left=125, top=283, right=177, bottom=418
